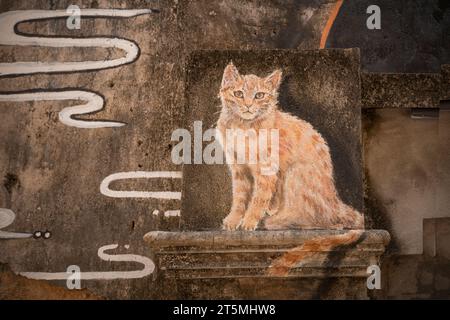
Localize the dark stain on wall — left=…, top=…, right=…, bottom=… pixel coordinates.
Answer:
left=0, top=263, right=103, bottom=300
left=0, top=0, right=448, bottom=299
left=362, top=109, right=398, bottom=252
left=328, top=0, right=450, bottom=73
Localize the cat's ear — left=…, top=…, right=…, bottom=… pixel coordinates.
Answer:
left=221, top=61, right=241, bottom=89
left=265, top=69, right=283, bottom=91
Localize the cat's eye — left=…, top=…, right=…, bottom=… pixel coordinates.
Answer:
left=255, top=92, right=265, bottom=99
left=233, top=90, right=244, bottom=98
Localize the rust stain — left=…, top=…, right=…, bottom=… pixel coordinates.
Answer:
left=0, top=264, right=103, bottom=300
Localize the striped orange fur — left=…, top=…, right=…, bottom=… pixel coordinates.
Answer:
left=266, top=230, right=363, bottom=276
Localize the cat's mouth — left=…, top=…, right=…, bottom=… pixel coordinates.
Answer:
left=240, top=111, right=257, bottom=120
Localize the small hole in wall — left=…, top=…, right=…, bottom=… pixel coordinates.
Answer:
left=137, top=140, right=143, bottom=146
left=131, top=221, right=135, bottom=230
left=138, top=164, right=143, bottom=168
left=108, top=81, right=115, bottom=88
left=167, top=144, right=172, bottom=151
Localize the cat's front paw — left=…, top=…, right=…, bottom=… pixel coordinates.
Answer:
left=222, top=214, right=242, bottom=231
left=240, top=215, right=260, bottom=231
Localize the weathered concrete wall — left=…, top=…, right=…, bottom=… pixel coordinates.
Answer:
left=363, top=109, right=441, bottom=254
left=361, top=73, right=441, bottom=109
left=0, top=263, right=102, bottom=299
left=0, top=0, right=185, bottom=299
left=379, top=218, right=450, bottom=299
left=363, top=108, right=450, bottom=298
left=0, top=0, right=449, bottom=299
left=0, top=0, right=339, bottom=299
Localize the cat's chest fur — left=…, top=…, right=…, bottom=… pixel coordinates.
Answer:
left=217, top=109, right=284, bottom=171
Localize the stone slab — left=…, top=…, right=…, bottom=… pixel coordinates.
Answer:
left=145, top=229, right=390, bottom=299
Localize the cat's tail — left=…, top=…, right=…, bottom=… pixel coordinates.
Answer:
left=266, top=230, right=364, bottom=277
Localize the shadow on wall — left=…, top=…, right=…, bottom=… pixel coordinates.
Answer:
left=328, top=0, right=450, bottom=73
left=379, top=217, right=450, bottom=299
left=364, top=108, right=450, bottom=299
left=363, top=108, right=449, bottom=255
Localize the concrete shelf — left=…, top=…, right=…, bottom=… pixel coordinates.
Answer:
left=145, top=229, right=390, bottom=299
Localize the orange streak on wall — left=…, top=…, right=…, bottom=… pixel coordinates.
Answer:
left=319, top=0, right=344, bottom=49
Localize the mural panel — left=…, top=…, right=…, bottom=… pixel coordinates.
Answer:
left=181, top=49, right=363, bottom=231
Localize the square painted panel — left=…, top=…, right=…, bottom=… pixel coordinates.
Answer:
left=180, top=49, right=362, bottom=230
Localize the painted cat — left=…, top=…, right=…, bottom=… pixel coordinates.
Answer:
left=216, top=62, right=364, bottom=232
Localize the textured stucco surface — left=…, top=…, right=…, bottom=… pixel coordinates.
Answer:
left=0, top=0, right=338, bottom=299
left=361, top=73, right=441, bottom=109
left=363, top=108, right=449, bottom=255
left=0, top=0, right=449, bottom=299
left=328, top=0, right=450, bottom=73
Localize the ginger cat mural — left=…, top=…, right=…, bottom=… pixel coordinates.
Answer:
left=217, top=62, right=364, bottom=232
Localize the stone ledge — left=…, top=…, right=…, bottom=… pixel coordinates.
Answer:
left=144, top=229, right=390, bottom=280
left=361, top=72, right=442, bottom=109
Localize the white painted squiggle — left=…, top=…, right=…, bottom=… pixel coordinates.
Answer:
left=0, top=90, right=124, bottom=128
left=0, top=9, right=155, bottom=128
left=0, top=208, right=33, bottom=239
left=0, top=9, right=154, bottom=76
left=100, top=171, right=182, bottom=200
left=19, top=244, right=155, bottom=280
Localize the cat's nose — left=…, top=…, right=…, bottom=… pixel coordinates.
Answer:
left=244, top=97, right=253, bottom=106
